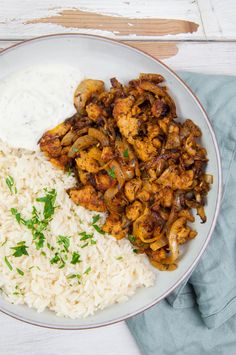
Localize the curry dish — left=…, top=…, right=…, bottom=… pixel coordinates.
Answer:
left=39, top=73, right=212, bottom=271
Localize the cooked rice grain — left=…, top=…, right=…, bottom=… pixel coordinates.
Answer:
left=0, top=140, right=154, bottom=318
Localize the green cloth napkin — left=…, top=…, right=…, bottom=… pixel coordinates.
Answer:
left=127, top=72, right=236, bottom=355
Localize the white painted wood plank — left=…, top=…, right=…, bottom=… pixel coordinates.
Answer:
left=0, top=0, right=204, bottom=40
left=165, top=41, right=236, bottom=75
left=0, top=313, right=140, bottom=355
left=0, top=36, right=235, bottom=355
left=198, top=0, right=236, bottom=39
left=1, top=40, right=236, bottom=76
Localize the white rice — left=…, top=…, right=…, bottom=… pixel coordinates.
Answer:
left=0, top=140, right=155, bottom=318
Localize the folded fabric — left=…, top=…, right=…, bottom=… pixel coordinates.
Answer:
left=127, top=72, right=236, bottom=355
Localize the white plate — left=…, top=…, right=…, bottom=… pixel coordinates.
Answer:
left=0, top=34, right=222, bottom=329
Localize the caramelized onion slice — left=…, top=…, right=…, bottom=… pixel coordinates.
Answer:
left=88, top=127, right=110, bottom=147
left=68, top=135, right=98, bottom=158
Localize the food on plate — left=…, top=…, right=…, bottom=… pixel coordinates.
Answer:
left=0, top=140, right=154, bottom=318
left=39, top=74, right=212, bottom=271
left=0, top=65, right=84, bottom=150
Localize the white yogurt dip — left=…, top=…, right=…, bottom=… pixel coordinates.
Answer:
left=0, top=65, right=84, bottom=150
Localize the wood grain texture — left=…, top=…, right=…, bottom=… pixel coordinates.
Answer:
left=0, top=313, right=140, bottom=355
left=0, top=0, right=236, bottom=40
left=123, top=41, right=179, bottom=59
left=0, top=3, right=236, bottom=355
left=198, top=0, right=236, bottom=39
left=28, top=9, right=199, bottom=36
left=0, top=41, right=178, bottom=60
left=0, top=0, right=204, bottom=40
left=1, top=40, right=236, bottom=75
left=165, top=41, right=236, bottom=74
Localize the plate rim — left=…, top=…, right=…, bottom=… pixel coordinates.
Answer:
left=0, top=33, right=222, bottom=330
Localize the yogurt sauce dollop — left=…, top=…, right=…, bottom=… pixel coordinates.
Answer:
left=0, top=65, right=84, bottom=150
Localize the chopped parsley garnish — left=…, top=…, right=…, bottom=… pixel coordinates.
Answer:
left=123, top=149, right=129, bottom=158
left=79, top=231, right=97, bottom=246
left=50, top=253, right=60, bottom=264
left=10, top=188, right=57, bottom=249
left=11, top=241, right=29, bottom=257
left=128, top=235, right=136, bottom=243
left=5, top=175, right=17, bottom=194
left=57, top=235, right=70, bottom=252
left=36, top=188, right=57, bottom=220
left=79, top=232, right=93, bottom=241
left=72, top=147, right=79, bottom=153
left=50, top=252, right=65, bottom=269
left=67, top=167, right=73, bottom=176
left=67, top=273, right=81, bottom=284
left=16, top=268, right=24, bottom=276
left=4, top=256, right=12, bottom=271
left=133, top=249, right=139, bottom=254
left=10, top=208, right=24, bottom=224
left=84, top=266, right=91, bottom=275
left=116, top=256, right=123, bottom=260
left=13, top=285, right=24, bottom=296
left=91, top=215, right=105, bottom=235
left=29, top=265, right=40, bottom=271
left=0, top=239, right=7, bottom=247
left=107, top=166, right=116, bottom=179
left=92, top=215, right=100, bottom=224
left=71, top=252, right=81, bottom=265
left=81, top=242, right=89, bottom=248
left=92, top=224, right=105, bottom=235
left=47, top=242, right=54, bottom=251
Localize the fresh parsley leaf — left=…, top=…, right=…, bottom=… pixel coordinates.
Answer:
left=50, top=252, right=65, bottom=268
left=10, top=189, right=57, bottom=250
left=72, top=147, right=79, bottom=153
left=47, top=242, right=54, bottom=251
left=81, top=242, right=89, bottom=248
left=67, top=273, right=81, bottom=284
left=58, top=260, right=65, bottom=269
left=133, top=249, right=138, bottom=254
left=116, top=256, right=123, bottom=260
left=29, top=265, right=40, bottom=271
left=5, top=175, right=17, bottom=194
left=79, top=232, right=93, bottom=241
left=84, top=266, right=91, bottom=275
left=107, top=166, right=116, bottom=179
left=67, top=274, right=81, bottom=279
left=128, top=235, right=136, bottom=243
left=16, top=268, right=24, bottom=276
left=57, top=235, right=70, bottom=252
left=79, top=232, right=97, bottom=246
left=71, top=252, right=81, bottom=265
left=36, top=188, right=57, bottom=220
left=92, top=224, right=105, bottom=235
left=11, top=241, right=29, bottom=257
left=33, top=230, right=45, bottom=250
left=4, top=256, right=12, bottom=271
left=67, top=167, right=73, bottom=176
left=92, top=215, right=100, bottom=224
left=0, top=239, right=7, bottom=247
left=10, top=208, right=25, bottom=224
left=50, top=253, right=60, bottom=264
left=67, top=274, right=77, bottom=279
left=123, top=149, right=129, bottom=158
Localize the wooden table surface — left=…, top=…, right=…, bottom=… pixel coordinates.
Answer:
left=0, top=1, right=236, bottom=354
